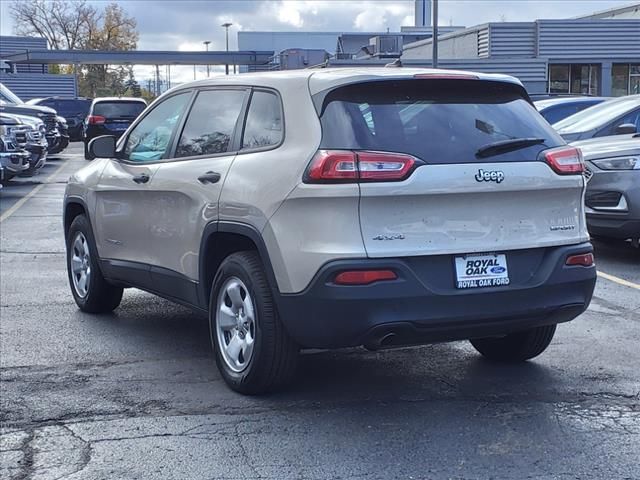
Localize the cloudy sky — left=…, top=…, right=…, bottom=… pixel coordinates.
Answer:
left=0, top=0, right=635, bottom=83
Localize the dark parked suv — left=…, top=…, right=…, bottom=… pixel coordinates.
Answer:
left=28, top=97, right=92, bottom=141
left=83, top=97, right=146, bottom=159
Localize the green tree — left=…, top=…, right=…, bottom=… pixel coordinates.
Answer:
left=10, top=1, right=139, bottom=98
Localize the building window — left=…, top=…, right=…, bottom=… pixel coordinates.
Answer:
left=613, top=64, right=640, bottom=97
left=549, top=64, right=600, bottom=95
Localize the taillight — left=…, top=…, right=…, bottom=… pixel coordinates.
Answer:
left=334, top=270, right=397, bottom=285
left=544, top=146, right=584, bottom=175
left=305, top=150, right=418, bottom=183
left=88, top=115, right=106, bottom=125
left=306, top=150, right=358, bottom=182
left=565, top=253, right=594, bottom=267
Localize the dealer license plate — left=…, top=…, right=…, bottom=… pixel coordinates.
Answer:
left=455, top=253, right=510, bottom=289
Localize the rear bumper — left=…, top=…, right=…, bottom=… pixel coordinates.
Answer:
left=277, top=242, right=596, bottom=349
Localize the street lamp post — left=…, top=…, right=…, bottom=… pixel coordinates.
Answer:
left=432, top=0, right=438, bottom=68
left=203, top=40, right=211, bottom=77
left=221, top=22, right=232, bottom=75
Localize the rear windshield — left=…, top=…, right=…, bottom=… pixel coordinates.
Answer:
left=93, top=101, right=146, bottom=118
left=317, top=80, right=563, bottom=164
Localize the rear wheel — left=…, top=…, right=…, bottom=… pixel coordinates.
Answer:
left=66, top=214, right=123, bottom=313
left=210, top=251, right=298, bottom=394
left=470, top=324, right=556, bottom=362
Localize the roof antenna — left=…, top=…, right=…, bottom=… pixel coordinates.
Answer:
left=385, top=58, right=402, bottom=68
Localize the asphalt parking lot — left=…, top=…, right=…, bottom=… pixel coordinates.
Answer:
left=1, top=143, right=639, bottom=480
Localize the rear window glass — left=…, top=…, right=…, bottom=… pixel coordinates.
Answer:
left=241, top=90, right=283, bottom=150
left=93, top=101, right=146, bottom=118
left=317, top=80, right=563, bottom=164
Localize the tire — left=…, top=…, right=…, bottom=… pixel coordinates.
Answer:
left=210, top=251, right=299, bottom=394
left=470, top=324, right=557, bottom=362
left=1, top=173, right=15, bottom=184
left=66, top=214, right=123, bottom=313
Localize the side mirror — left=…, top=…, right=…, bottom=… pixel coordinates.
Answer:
left=88, top=135, right=116, bottom=159
left=614, top=123, right=637, bottom=135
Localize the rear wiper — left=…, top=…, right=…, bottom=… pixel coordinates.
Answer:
left=475, top=138, right=546, bottom=159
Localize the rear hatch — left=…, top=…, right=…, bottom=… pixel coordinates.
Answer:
left=92, top=101, right=146, bottom=134
left=313, top=78, right=588, bottom=259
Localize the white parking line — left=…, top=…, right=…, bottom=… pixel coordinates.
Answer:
left=597, top=271, right=640, bottom=291
left=0, top=159, right=69, bottom=223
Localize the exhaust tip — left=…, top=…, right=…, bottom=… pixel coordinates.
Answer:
left=364, top=332, right=397, bottom=351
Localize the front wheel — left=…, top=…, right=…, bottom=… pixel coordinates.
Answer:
left=66, top=214, right=123, bottom=313
left=470, top=324, right=557, bottom=362
left=210, top=251, right=299, bottom=394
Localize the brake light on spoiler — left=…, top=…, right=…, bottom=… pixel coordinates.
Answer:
left=413, top=73, right=480, bottom=80
left=304, top=150, right=420, bottom=183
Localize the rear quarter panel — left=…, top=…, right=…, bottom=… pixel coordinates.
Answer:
left=219, top=81, right=320, bottom=230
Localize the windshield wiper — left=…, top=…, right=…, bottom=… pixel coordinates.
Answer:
left=475, top=138, right=546, bottom=159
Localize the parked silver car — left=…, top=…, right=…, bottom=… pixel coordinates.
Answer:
left=64, top=69, right=596, bottom=393
left=573, top=134, right=640, bottom=244
left=554, top=95, right=640, bottom=141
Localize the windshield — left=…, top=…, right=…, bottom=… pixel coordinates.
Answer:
left=553, top=95, right=640, bottom=133
left=317, top=79, right=563, bottom=164
left=0, top=84, right=24, bottom=104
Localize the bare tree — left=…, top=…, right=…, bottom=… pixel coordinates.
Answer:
left=10, top=0, right=97, bottom=50
left=10, top=1, right=139, bottom=97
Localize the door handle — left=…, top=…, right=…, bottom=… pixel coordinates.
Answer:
left=132, top=173, right=150, bottom=184
left=198, top=171, right=221, bottom=184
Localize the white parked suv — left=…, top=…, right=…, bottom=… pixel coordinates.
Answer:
left=64, top=68, right=597, bottom=394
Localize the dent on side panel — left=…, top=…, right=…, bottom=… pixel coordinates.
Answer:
left=264, top=183, right=366, bottom=294
left=65, top=158, right=109, bottom=241
left=219, top=80, right=321, bottom=233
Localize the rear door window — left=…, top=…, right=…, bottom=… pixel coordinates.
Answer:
left=241, top=90, right=283, bottom=150
left=317, top=80, right=563, bottom=163
left=94, top=101, right=146, bottom=118
left=175, top=89, right=247, bottom=158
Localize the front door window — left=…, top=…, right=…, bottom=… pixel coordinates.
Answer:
left=123, top=92, right=191, bottom=163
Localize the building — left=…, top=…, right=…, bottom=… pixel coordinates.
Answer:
left=237, top=27, right=464, bottom=71
left=0, top=35, right=77, bottom=99
left=400, top=4, right=640, bottom=96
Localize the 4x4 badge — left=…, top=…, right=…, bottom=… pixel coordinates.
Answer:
left=475, top=169, right=504, bottom=183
